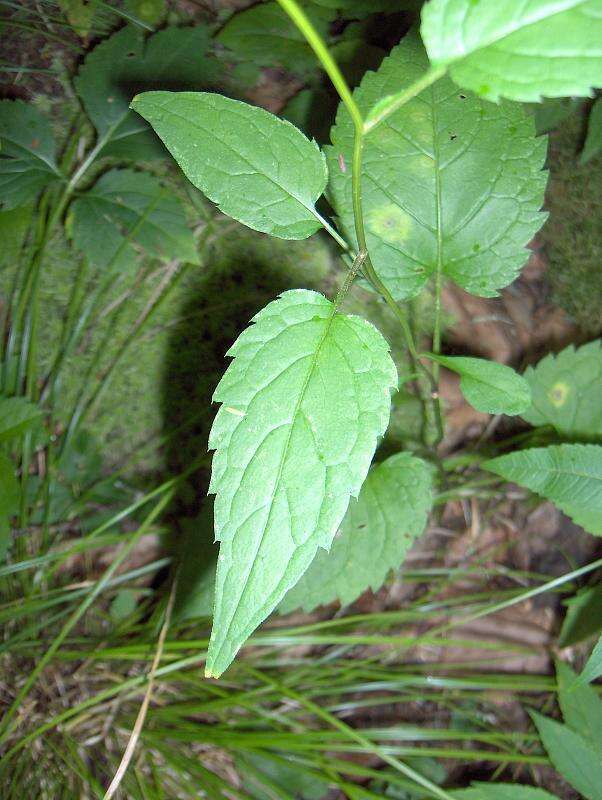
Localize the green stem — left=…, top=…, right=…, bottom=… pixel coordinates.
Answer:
left=363, top=67, right=446, bottom=134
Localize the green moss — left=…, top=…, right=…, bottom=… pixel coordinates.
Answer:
left=542, top=110, right=602, bottom=334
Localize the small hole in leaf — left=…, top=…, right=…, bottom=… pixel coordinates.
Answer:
left=459, top=94, right=466, bottom=100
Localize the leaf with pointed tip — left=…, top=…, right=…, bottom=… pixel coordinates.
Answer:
left=280, top=453, right=433, bottom=613
left=428, top=354, right=531, bottom=415
left=0, top=100, right=60, bottom=209
left=206, top=289, right=396, bottom=676
left=556, top=660, right=602, bottom=756
left=578, top=637, right=602, bottom=684
left=74, top=25, right=220, bottom=160
left=484, top=444, right=602, bottom=535
left=421, top=0, right=602, bottom=103
left=531, top=711, right=602, bottom=800
left=522, top=340, right=602, bottom=439
left=132, top=91, right=328, bottom=239
left=327, top=34, right=547, bottom=300
left=67, top=168, right=198, bottom=269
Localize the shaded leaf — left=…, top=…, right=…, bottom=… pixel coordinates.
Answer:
left=581, top=97, right=602, bottom=164
left=559, top=583, right=602, bottom=647
left=124, top=0, right=166, bottom=27
left=531, top=711, right=602, bottom=800
left=522, top=340, right=602, bottom=439
left=0, top=204, right=33, bottom=268
left=579, top=637, right=602, bottom=684
left=236, top=752, right=330, bottom=800
left=327, top=34, right=547, bottom=300
left=132, top=91, right=328, bottom=239
left=206, top=289, right=396, bottom=676
left=428, top=354, right=531, bottom=415
left=0, top=396, right=43, bottom=441
left=484, top=444, right=602, bottom=535
left=68, top=168, right=198, bottom=268
left=58, top=0, right=97, bottom=38
left=216, top=2, right=334, bottom=77
left=556, top=660, right=602, bottom=757
left=0, top=100, right=60, bottom=209
left=533, top=97, right=582, bottom=135
left=451, top=783, right=559, bottom=800
left=74, top=25, right=220, bottom=159
left=0, top=452, right=20, bottom=561
left=281, top=452, right=433, bottom=613
left=421, top=0, right=602, bottom=102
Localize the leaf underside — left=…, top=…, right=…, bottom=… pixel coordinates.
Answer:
left=421, top=0, right=602, bottom=102
left=484, top=443, right=602, bottom=535
left=68, top=168, right=198, bottom=268
left=280, top=452, right=433, bottom=613
left=132, top=91, right=328, bottom=240
left=522, top=340, right=602, bottom=439
left=206, top=289, right=397, bottom=676
left=327, top=33, right=548, bottom=300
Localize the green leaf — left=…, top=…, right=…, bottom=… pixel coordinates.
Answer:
left=280, top=452, right=433, bottom=613
left=124, top=0, right=167, bottom=27
left=559, top=583, right=602, bottom=647
left=216, top=2, right=334, bottom=77
left=451, top=783, right=559, bottom=800
left=533, top=97, right=582, bottom=135
left=132, top=92, right=328, bottom=240
left=421, top=0, right=602, bottom=103
left=581, top=97, right=602, bottom=164
left=0, top=396, right=43, bottom=441
left=0, top=100, right=60, bottom=209
left=74, top=25, right=220, bottom=160
left=236, top=752, right=330, bottom=800
left=579, top=637, right=602, bottom=684
left=531, top=711, right=602, bottom=800
left=327, top=33, right=547, bottom=300
left=556, top=660, right=602, bottom=757
left=58, top=0, right=97, bottom=38
left=428, top=354, right=531, bottom=415
left=67, top=168, right=198, bottom=269
left=0, top=204, right=33, bottom=269
left=206, top=289, right=396, bottom=676
left=484, top=444, right=602, bottom=535
left=522, top=340, right=602, bottom=439
left=0, top=452, right=20, bottom=561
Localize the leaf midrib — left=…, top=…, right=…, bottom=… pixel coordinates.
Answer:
left=209, top=302, right=339, bottom=671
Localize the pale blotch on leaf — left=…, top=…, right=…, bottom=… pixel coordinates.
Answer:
left=366, top=203, right=412, bottom=247
left=548, top=381, right=570, bottom=408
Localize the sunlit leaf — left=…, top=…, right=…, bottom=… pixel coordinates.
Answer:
left=421, top=0, right=602, bottom=102
left=428, top=354, right=531, bottom=415
left=327, top=33, right=547, bottom=299
left=132, top=92, right=328, bottom=239
left=280, top=452, right=433, bottom=613
left=206, top=289, right=396, bottom=676
left=522, top=340, right=602, bottom=439
left=484, top=444, right=602, bottom=535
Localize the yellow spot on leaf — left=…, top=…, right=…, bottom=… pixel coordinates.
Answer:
left=366, top=203, right=412, bottom=247
left=548, top=381, right=570, bottom=407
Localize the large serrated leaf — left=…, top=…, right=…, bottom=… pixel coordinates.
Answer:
left=327, top=33, right=548, bottom=300
left=531, top=711, right=602, bottom=800
left=74, top=25, right=220, bottom=159
left=132, top=92, right=328, bottom=240
left=421, top=0, right=602, bottom=103
left=484, top=444, right=602, bottom=535
left=68, top=168, right=198, bottom=268
left=556, top=660, right=602, bottom=757
left=206, top=289, right=397, bottom=676
left=280, top=452, right=433, bottom=613
left=0, top=100, right=61, bottom=209
left=523, top=340, right=602, bottom=439
left=428, top=354, right=531, bottom=415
